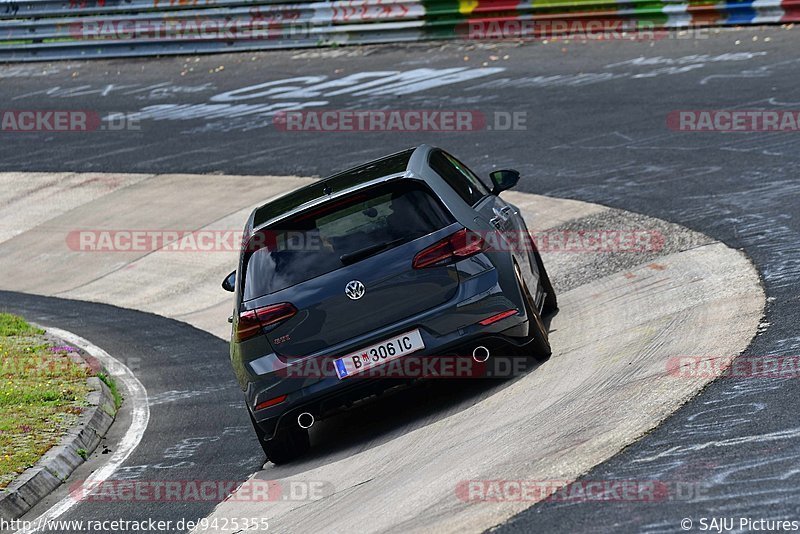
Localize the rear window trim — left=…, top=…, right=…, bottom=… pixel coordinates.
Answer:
left=250, top=172, right=408, bottom=236
left=240, top=177, right=454, bottom=302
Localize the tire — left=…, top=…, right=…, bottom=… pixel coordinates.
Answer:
left=249, top=410, right=310, bottom=464
left=514, top=262, right=552, bottom=362
left=531, top=246, right=558, bottom=316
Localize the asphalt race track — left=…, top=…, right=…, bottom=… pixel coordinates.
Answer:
left=2, top=24, right=800, bottom=533
left=0, top=171, right=763, bottom=531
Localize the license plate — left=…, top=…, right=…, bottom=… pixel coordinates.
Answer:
left=334, top=329, right=425, bottom=380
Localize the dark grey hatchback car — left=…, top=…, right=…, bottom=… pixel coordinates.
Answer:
left=222, top=145, right=557, bottom=463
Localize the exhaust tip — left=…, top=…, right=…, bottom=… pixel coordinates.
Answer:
left=297, top=412, right=314, bottom=429
left=472, top=345, right=490, bottom=363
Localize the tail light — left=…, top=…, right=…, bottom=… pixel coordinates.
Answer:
left=478, top=309, right=519, bottom=326
left=255, top=394, right=288, bottom=411
left=413, top=228, right=487, bottom=269
left=235, top=303, right=297, bottom=342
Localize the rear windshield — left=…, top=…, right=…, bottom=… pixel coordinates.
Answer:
left=242, top=180, right=454, bottom=300
left=252, top=148, right=414, bottom=228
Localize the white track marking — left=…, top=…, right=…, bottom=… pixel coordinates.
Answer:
left=632, top=426, right=800, bottom=463
left=15, top=327, right=150, bottom=534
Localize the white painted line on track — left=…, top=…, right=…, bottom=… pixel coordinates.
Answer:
left=15, top=327, right=150, bottom=534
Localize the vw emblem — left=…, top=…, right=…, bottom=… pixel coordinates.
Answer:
left=345, top=280, right=365, bottom=300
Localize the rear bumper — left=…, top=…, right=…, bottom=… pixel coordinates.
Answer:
left=250, top=323, right=530, bottom=441
left=238, top=259, right=534, bottom=441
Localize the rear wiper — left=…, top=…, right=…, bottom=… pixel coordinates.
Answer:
left=340, top=238, right=405, bottom=266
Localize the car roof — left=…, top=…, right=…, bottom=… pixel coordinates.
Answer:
left=251, top=146, right=425, bottom=229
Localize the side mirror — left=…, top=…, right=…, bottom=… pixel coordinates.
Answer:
left=222, top=270, right=236, bottom=292
left=489, top=169, right=520, bottom=195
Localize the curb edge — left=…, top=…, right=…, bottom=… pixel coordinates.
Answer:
left=0, top=334, right=119, bottom=520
